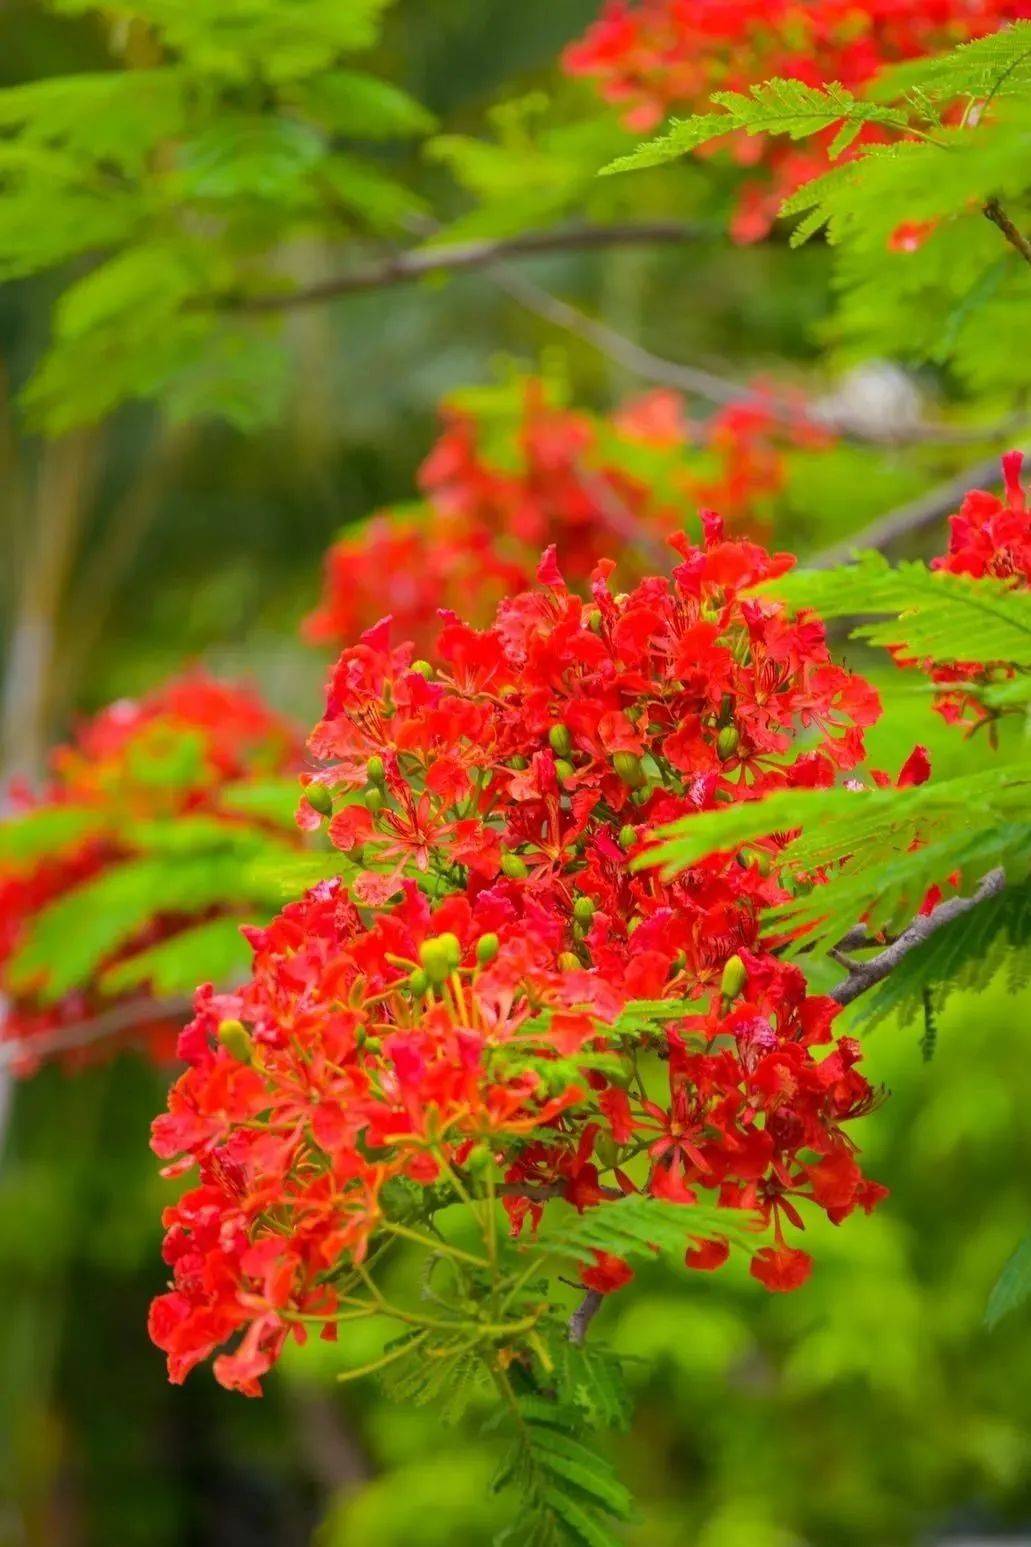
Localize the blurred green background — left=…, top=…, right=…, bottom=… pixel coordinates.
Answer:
left=0, top=2, right=1028, bottom=1544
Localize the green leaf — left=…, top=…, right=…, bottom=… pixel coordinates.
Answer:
left=289, top=69, right=435, bottom=139
left=8, top=852, right=266, bottom=1000
left=986, top=1229, right=1031, bottom=1329
left=0, top=804, right=104, bottom=866
left=530, top=1196, right=756, bottom=1267
left=215, top=777, right=304, bottom=828
left=600, top=113, right=730, bottom=175
left=98, top=915, right=250, bottom=997
left=766, top=553, right=1031, bottom=666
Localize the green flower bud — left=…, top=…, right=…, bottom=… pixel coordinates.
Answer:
left=437, top=932, right=462, bottom=970
left=363, top=1035, right=382, bottom=1055
left=366, top=755, right=385, bottom=785
left=557, top=951, right=581, bottom=972
left=554, top=758, right=575, bottom=783
left=508, top=755, right=529, bottom=771
left=410, top=660, right=433, bottom=679
left=408, top=967, right=429, bottom=996
left=595, top=1134, right=619, bottom=1169
left=717, top=725, right=740, bottom=762
left=549, top=723, right=572, bottom=757
left=573, top=895, right=595, bottom=925
left=618, top=824, right=637, bottom=850
left=419, top=938, right=453, bottom=985
left=363, top=786, right=384, bottom=812
left=613, top=751, right=645, bottom=788
left=587, top=608, right=603, bottom=634
left=465, top=1142, right=493, bottom=1175
left=476, top=932, right=500, bottom=965
left=720, top=953, right=747, bottom=1002
left=501, top=852, right=528, bottom=880
left=217, top=1019, right=252, bottom=1063
left=304, top=783, right=333, bottom=817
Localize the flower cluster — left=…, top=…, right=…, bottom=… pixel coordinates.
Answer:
left=903, top=451, right=1030, bottom=726
left=304, top=380, right=825, bottom=651
left=563, top=0, right=1030, bottom=241
left=0, top=674, right=301, bottom=1070
left=152, top=516, right=888, bottom=1395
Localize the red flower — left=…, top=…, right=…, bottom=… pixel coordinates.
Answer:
left=581, top=1251, right=635, bottom=1294
left=750, top=1244, right=813, bottom=1293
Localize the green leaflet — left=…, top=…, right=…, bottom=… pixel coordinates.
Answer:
left=986, top=1228, right=1031, bottom=1329
left=0, top=804, right=105, bottom=866
left=527, top=1195, right=757, bottom=1266
left=766, top=553, right=1031, bottom=667
left=98, top=915, right=251, bottom=998
left=492, top=1392, right=632, bottom=1547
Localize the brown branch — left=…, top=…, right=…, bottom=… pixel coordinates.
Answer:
left=495, top=266, right=1028, bottom=446
left=0, top=994, right=194, bottom=1071
left=221, top=223, right=708, bottom=313
left=984, top=198, right=1031, bottom=267
left=811, top=449, right=1031, bottom=568
left=568, top=1289, right=604, bottom=1346
left=829, top=868, right=1007, bottom=1007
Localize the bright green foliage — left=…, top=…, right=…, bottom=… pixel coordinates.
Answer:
left=0, top=0, right=434, bottom=430
left=603, top=24, right=1031, bottom=393
left=769, top=552, right=1031, bottom=666
left=531, top=1197, right=757, bottom=1267
left=492, top=1392, right=633, bottom=1547
left=644, top=770, right=1030, bottom=956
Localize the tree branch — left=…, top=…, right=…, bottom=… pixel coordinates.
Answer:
left=221, top=223, right=708, bottom=312
left=811, top=450, right=1031, bottom=568
left=984, top=198, right=1031, bottom=267
left=568, top=1289, right=604, bottom=1346
left=829, top=868, right=1007, bottom=1007
left=0, top=994, right=194, bottom=1071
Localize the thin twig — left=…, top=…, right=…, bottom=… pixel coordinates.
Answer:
left=568, top=1289, right=604, bottom=1346
left=829, top=868, right=1007, bottom=1007
left=984, top=198, right=1031, bottom=267
left=0, top=994, right=194, bottom=1071
left=496, top=266, right=1027, bottom=447
left=811, top=450, right=1031, bottom=567
left=221, top=223, right=708, bottom=312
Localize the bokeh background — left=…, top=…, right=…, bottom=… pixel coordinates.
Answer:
left=1, top=2, right=1029, bottom=1544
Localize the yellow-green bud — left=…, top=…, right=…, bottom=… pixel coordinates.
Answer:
left=366, top=755, right=385, bottom=785
left=717, top=725, right=740, bottom=762
left=618, top=824, right=637, bottom=850
left=465, top=1142, right=492, bottom=1175
left=587, top=608, right=603, bottom=634
left=720, top=953, right=747, bottom=1001
left=419, top=938, right=453, bottom=984
left=217, top=1019, right=252, bottom=1063
left=573, top=895, right=595, bottom=925
left=305, top=783, right=333, bottom=817
left=438, top=932, right=462, bottom=970
left=558, top=951, right=581, bottom=972
left=410, top=660, right=433, bottom=679
left=476, top=932, right=500, bottom=965
left=363, top=786, right=384, bottom=812
left=501, top=852, right=528, bottom=880
left=554, top=758, right=575, bottom=783
left=508, top=755, right=529, bottom=771
left=613, top=751, right=645, bottom=788
left=549, top=723, right=572, bottom=757
left=408, top=967, right=429, bottom=996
